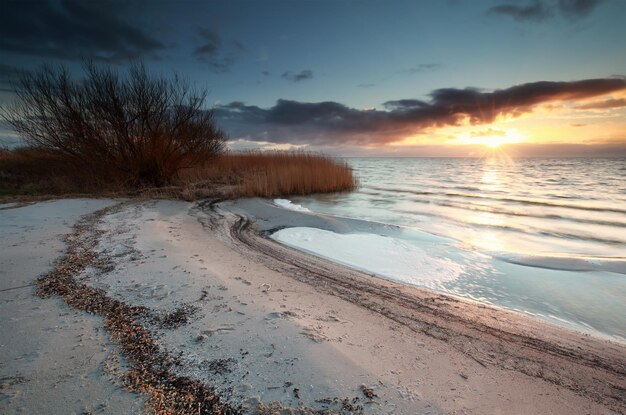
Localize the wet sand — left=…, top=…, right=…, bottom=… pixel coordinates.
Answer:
left=1, top=198, right=624, bottom=414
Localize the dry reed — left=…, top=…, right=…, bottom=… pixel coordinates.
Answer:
left=177, top=151, right=357, bottom=200
left=0, top=149, right=357, bottom=201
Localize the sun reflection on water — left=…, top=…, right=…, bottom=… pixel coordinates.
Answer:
left=463, top=154, right=518, bottom=252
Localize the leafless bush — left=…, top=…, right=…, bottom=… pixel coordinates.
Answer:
left=2, top=62, right=225, bottom=186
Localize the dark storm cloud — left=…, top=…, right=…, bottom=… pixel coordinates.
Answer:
left=0, top=0, right=164, bottom=62
left=383, top=99, right=430, bottom=110
left=488, top=1, right=552, bottom=22
left=488, top=0, right=603, bottom=22
left=282, top=70, right=314, bottom=82
left=192, top=27, right=245, bottom=72
left=0, top=64, right=21, bottom=88
left=214, top=78, right=626, bottom=145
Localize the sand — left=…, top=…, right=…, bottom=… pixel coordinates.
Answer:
left=0, top=199, right=144, bottom=414
left=1, top=198, right=624, bottom=414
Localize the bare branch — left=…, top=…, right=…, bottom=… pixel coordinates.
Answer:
left=1, top=61, right=226, bottom=186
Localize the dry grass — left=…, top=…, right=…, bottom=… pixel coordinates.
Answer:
left=177, top=151, right=357, bottom=200
left=0, top=148, right=357, bottom=201
left=0, top=147, right=108, bottom=197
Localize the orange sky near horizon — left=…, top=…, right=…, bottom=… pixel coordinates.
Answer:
left=390, top=89, right=626, bottom=151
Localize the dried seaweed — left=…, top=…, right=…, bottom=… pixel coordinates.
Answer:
left=36, top=203, right=241, bottom=415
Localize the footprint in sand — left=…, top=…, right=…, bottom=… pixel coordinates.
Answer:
left=300, top=326, right=328, bottom=343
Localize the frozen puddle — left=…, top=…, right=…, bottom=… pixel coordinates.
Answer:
left=271, top=227, right=463, bottom=288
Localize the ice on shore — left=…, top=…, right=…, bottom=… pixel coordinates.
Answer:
left=494, top=252, right=626, bottom=275
left=271, top=227, right=463, bottom=287
left=273, top=199, right=311, bottom=212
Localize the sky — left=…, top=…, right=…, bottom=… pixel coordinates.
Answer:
left=1, top=0, right=625, bottom=157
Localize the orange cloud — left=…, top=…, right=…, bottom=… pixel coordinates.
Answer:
left=215, top=77, right=626, bottom=146
left=575, top=98, right=626, bottom=110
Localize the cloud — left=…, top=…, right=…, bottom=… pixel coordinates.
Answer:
left=193, top=28, right=221, bottom=58
left=324, top=142, right=626, bottom=158
left=488, top=0, right=603, bottom=22
left=0, top=0, right=164, bottom=61
left=214, top=77, right=626, bottom=145
left=282, top=70, right=314, bottom=82
left=557, top=0, right=603, bottom=19
left=488, top=1, right=552, bottom=22
left=503, top=142, right=626, bottom=157
left=407, top=63, right=442, bottom=73
left=574, top=97, right=626, bottom=110
left=0, top=64, right=22, bottom=92
left=470, top=128, right=506, bottom=137
left=192, top=27, right=244, bottom=72
left=232, top=40, right=246, bottom=51
left=383, top=99, right=430, bottom=110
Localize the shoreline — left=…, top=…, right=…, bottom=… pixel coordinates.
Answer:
left=216, top=200, right=626, bottom=403
left=223, top=198, right=626, bottom=343
left=1, top=198, right=625, bottom=414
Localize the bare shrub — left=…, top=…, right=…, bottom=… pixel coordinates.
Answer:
left=2, top=62, right=225, bottom=186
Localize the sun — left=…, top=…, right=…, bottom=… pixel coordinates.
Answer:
left=454, top=128, right=526, bottom=149
left=481, top=136, right=503, bottom=148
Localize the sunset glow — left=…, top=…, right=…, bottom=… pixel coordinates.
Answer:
left=1, top=1, right=625, bottom=157
left=2, top=2, right=626, bottom=413
left=455, top=128, right=526, bottom=148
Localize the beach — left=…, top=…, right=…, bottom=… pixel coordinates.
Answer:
left=1, top=198, right=625, bottom=414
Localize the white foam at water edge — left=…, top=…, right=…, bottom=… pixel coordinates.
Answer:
left=273, top=199, right=311, bottom=212
left=271, top=227, right=463, bottom=287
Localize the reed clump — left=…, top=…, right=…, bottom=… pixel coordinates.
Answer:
left=0, top=148, right=357, bottom=201
left=177, top=151, right=357, bottom=200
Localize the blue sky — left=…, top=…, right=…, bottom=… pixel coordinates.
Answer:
left=1, top=0, right=625, bottom=155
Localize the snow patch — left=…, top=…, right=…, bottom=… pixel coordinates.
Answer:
left=273, top=199, right=311, bottom=212
left=271, top=227, right=463, bottom=288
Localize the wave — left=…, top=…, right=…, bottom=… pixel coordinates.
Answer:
left=389, top=197, right=626, bottom=228
left=495, top=253, right=626, bottom=275
left=367, top=185, right=626, bottom=215
left=393, top=208, right=626, bottom=246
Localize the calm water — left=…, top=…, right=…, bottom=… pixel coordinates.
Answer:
left=287, top=157, right=626, bottom=341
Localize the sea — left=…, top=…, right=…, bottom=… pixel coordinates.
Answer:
left=274, top=157, right=626, bottom=342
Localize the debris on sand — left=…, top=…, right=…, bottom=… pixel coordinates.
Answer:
left=359, top=384, right=377, bottom=400
left=202, top=358, right=237, bottom=375
left=36, top=204, right=242, bottom=415
left=151, top=304, right=200, bottom=329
